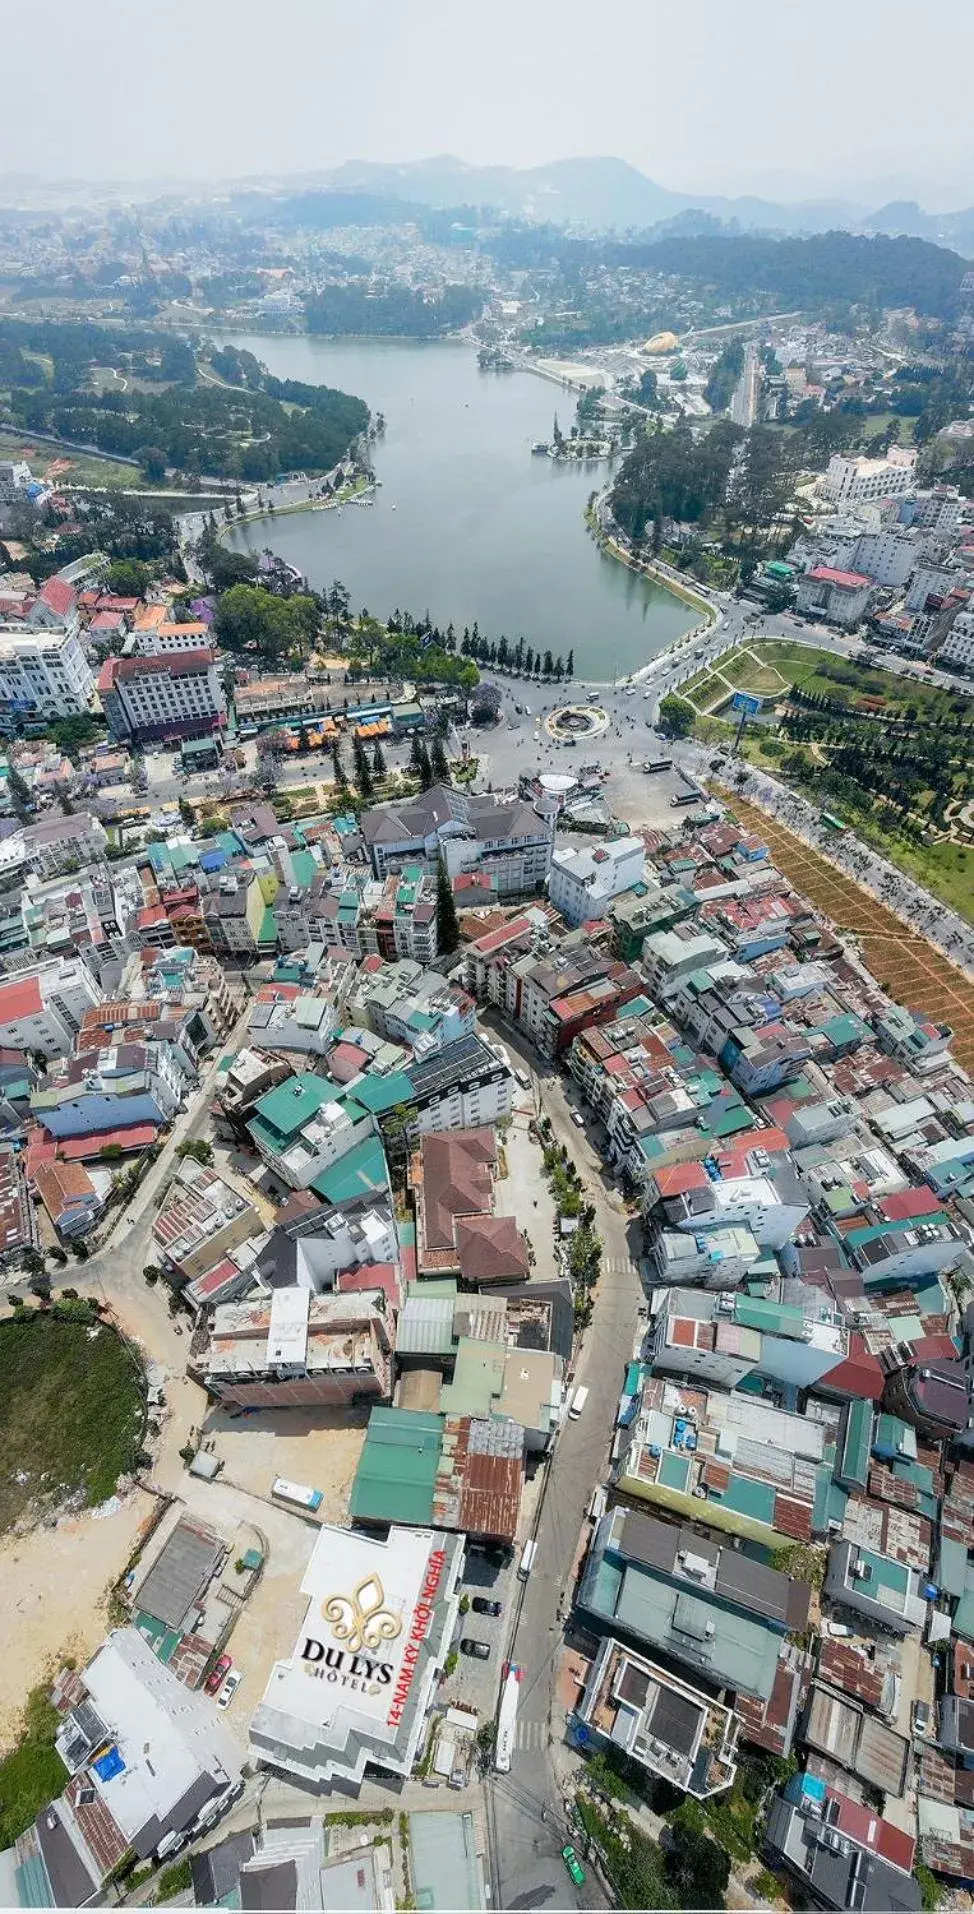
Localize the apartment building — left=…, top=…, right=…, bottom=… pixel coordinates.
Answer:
left=191, top=1285, right=393, bottom=1410
left=0, top=621, right=96, bottom=725
left=0, top=956, right=101, bottom=1059
left=547, top=834, right=645, bottom=927
left=818, top=448, right=917, bottom=505
left=98, top=649, right=227, bottom=744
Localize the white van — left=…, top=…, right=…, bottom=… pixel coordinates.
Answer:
left=518, top=1538, right=538, bottom=1579
left=568, top=1385, right=589, bottom=1419
left=513, top=1067, right=530, bottom=1089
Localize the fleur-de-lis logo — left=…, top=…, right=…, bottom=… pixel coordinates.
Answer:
left=322, top=1575, right=402, bottom=1653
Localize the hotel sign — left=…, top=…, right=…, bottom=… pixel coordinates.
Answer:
left=296, top=1533, right=449, bottom=1727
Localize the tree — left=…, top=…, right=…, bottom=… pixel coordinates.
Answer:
left=372, top=739, right=386, bottom=779
left=176, top=1138, right=213, bottom=1167
left=351, top=731, right=374, bottom=799
left=430, top=735, right=450, bottom=784
left=565, top=650, right=574, bottom=679
left=331, top=739, right=348, bottom=791
left=6, top=761, right=32, bottom=817
left=658, top=694, right=696, bottom=738
left=105, top=558, right=150, bottom=598
left=436, top=857, right=460, bottom=955
left=22, top=1248, right=46, bottom=1279
left=664, top=1820, right=730, bottom=1910
left=410, top=735, right=433, bottom=789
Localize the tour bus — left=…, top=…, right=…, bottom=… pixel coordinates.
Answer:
left=671, top=785, right=703, bottom=807
left=272, top=1477, right=324, bottom=1513
left=642, top=756, right=674, bottom=773
left=517, top=1538, right=538, bottom=1579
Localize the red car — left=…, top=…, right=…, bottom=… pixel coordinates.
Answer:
left=205, top=1654, right=232, bottom=1695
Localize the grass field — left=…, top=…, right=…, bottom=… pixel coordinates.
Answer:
left=723, top=794, right=974, bottom=1069
left=754, top=641, right=973, bottom=721
left=0, top=428, right=137, bottom=490
left=0, top=1314, right=145, bottom=1534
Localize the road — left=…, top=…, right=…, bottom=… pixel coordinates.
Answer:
left=482, top=1019, right=644, bottom=1911
left=730, top=342, right=762, bottom=428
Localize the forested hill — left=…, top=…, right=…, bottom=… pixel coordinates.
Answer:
left=305, top=282, right=484, bottom=337
left=617, top=231, right=970, bottom=319
left=0, top=319, right=368, bottom=482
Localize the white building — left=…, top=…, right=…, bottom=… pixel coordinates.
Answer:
left=42, top=1626, right=242, bottom=1888
left=130, top=620, right=213, bottom=655
left=905, top=565, right=961, bottom=613
left=548, top=835, right=645, bottom=928
left=0, top=955, right=101, bottom=1058
left=250, top=1524, right=464, bottom=1790
left=0, top=621, right=96, bottom=721
left=98, top=649, right=226, bottom=745
left=818, top=447, right=917, bottom=506
left=795, top=566, right=874, bottom=628
left=936, top=609, right=974, bottom=674
left=848, top=529, right=917, bottom=588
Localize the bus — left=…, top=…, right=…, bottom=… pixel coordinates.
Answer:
left=272, top=1477, right=324, bottom=1513
left=670, top=786, right=703, bottom=807
left=642, top=757, right=673, bottom=774
left=820, top=811, right=848, bottom=833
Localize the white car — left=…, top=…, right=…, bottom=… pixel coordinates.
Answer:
left=216, top=1669, right=242, bottom=1710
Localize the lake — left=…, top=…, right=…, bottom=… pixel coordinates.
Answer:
left=224, top=333, right=692, bottom=682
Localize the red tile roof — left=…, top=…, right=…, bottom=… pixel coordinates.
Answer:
left=880, top=1185, right=941, bottom=1222
left=58, top=1123, right=157, bottom=1160
left=806, top=566, right=873, bottom=589
left=0, top=974, right=43, bottom=1024
left=38, top=576, right=76, bottom=616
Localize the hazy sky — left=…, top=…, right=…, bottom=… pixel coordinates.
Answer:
left=5, top=0, right=972, bottom=207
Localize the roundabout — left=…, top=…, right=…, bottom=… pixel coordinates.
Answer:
left=544, top=701, right=610, bottom=742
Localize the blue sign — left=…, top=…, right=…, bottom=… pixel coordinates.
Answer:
left=732, top=692, right=762, bottom=716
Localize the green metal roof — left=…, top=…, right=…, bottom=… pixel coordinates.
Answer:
left=310, top=1134, right=389, bottom=1205
left=714, top=1473, right=776, bottom=1525
left=408, top=1811, right=486, bottom=1914
left=583, top=1553, right=781, bottom=1701
left=250, top=1072, right=341, bottom=1144
left=289, top=849, right=318, bottom=889
left=837, top=1399, right=873, bottom=1491
left=349, top=1407, right=442, bottom=1526
left=353, top=1070, right=416, bottom=1114
left=936, top=1537, right=969, bottom=1599
left=439, top=1340, right=506, bottom=1418
left=734, top=1296, right=804, bottom=1336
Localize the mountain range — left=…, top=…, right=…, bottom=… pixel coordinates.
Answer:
left=319, top=155, right=974, bottom=250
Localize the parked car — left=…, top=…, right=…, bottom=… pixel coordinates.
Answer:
left=460, top=1638, right=491, bottom=1660
left=471, top=1597, right=502, bottom=1617
left=912, top=1699, right=932, bottom=1737
left=204, top=1654, right=232, bottom=1696
left=216, top=1669, right=243, bottom=1709
left=562, top=1845, right=586, bottom=1887
left=571, top=1110, right=585, bottom=1128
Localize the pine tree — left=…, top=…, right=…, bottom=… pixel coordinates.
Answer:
left=436, top=856, right=460, bottom=955
left=7, top=763, right=31, bottom=818
left=410, top=735, right=433, bottom=789
left=542, top=649, right=554, bottom=679
left=525, top=647, right=535, bottom=676
left=372, top=739, right=386, bottom=779
left=566, top=650, right=574, bottom=679
left=352, top=731, right=374, bottom=799
left=331, top=740, right=348, bottom=790
left=431, top=735, right=450, bottom=784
